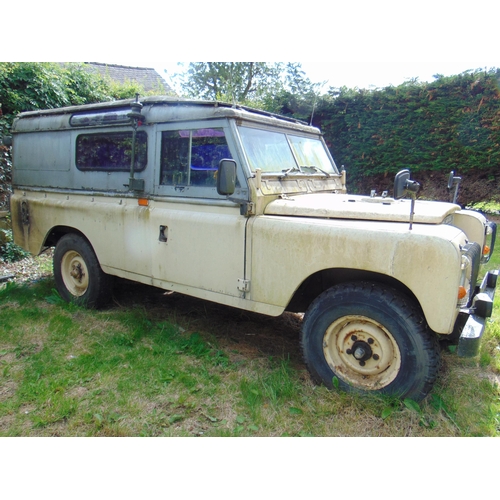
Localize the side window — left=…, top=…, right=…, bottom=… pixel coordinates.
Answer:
left=76, top=131, right=147, bottom=171
left=160, top=128, right=232, bottom=187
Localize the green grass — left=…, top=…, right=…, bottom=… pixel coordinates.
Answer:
left=1, top=268, right=499, bottom=436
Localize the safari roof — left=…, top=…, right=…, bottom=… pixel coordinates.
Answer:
left=12, top=96, right=318, bottom=135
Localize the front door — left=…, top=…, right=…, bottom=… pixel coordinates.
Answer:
left=150, top=122, right=248, bottom=302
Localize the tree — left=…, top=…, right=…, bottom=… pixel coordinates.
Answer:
left=176, top=62, right=318, bottom=111
left=259, top=62, right=324, bottom=122
left=177, top=62, right=275, bottom=103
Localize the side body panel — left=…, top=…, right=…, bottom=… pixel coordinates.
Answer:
left=10, top=190, right=250, bottom=308
left=246, top=215, right=466, bottom=334
left=10, top=188, right=467, bottom=332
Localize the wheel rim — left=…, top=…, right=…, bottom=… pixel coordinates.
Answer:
left=323, top=315, right=401, bottom=390
left=60, top=250, right=89, bottom=297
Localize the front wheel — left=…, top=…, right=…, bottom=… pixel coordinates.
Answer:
left=301, top=282, right=440, bottom=401
left=53, top=234, right=111, bottom=308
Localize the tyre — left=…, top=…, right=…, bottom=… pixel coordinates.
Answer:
left=53, top=233, right=111, bottom=308
left=301, top=282, right=440, bottom=401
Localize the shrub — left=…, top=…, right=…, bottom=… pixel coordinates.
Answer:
left=0, top=228, right=30, bottom=263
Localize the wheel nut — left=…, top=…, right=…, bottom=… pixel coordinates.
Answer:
left=354, top=346, right=366, bottom=359
left=373, top=354, right=380, bottom=361
left=351, top=335, right=357, bottom=341
left=368, top=338, right=374, bottom=344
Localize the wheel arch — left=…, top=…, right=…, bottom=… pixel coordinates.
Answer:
left=44, top=225, right=93, bottom=249
left=286, top=268, right=422, bottom=316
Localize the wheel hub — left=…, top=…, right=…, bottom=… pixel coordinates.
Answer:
left=323, top=316, right=401, bottom=390
left=70, top=263, right=84, bottom=282
left=346, top=335, right=382, bottom=366
left=60, top=250, right=89, bottom=297
left=349, top=340, right=372, bottom=364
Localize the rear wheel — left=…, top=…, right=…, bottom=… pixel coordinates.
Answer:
left=301, top=282, right=440, bottom=401
left=53, top=234, right=111, bottom=308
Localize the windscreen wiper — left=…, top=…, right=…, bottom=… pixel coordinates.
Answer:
left=282, top=165, right=303, bottom=175
left=303, top=165, right=331, bottom=177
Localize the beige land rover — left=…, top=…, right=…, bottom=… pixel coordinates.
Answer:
left=7, top=96, right=498, bottom=400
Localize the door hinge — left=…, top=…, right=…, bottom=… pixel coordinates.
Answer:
left=237, top=279, right=251, bottom=293
left=240, top=202, right=255, bottom=217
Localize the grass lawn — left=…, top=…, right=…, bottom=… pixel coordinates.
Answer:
left=1, top=255, right=499, bottom=437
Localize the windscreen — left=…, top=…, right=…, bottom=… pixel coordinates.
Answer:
left=238, top=126, right=336, bottom=174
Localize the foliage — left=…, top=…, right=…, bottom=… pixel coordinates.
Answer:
left=0, top=62, right=154, bottom=209
left=0, top=228, right=29, bottom=263
left=101, top=78, right=159, bottom=101
left=177, top=62, right=276, bottom=102
left=177, top=62, right=318, bottom=112
left=311, top=69, right=500, bottom=193
left=258, top=62, right=323, bottom=122
left=0, top=63, right=110, bottom=120
left=0, top=143, right=11, bottom=209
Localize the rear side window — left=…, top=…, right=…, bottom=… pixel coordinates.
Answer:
left=76, top=131, right=147, bottom=171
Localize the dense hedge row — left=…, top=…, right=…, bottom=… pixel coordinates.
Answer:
left=311, top=69, right=500, bottom=200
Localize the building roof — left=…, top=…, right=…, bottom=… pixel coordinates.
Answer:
left=85, top=62, right=172, bottom=94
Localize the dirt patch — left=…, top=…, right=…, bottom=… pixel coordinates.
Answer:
left=352, top=168, right=500, bottom=208
left=111, top=279, right=306, bottom=370
left=0, top=249, right=53, bottom=283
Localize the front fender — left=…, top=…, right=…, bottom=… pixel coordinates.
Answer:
left=248, top=215, right=465, bottom=334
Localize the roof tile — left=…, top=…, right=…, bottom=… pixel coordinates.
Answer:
left=85, top=62, right=172, bottom=94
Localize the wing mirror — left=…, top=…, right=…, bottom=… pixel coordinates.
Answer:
left=394, top=169, right=421, bottom=230
left=394, top=169, right=420, bottom=199
left=447, top=171, right=461, bottom=204
left=217, top=159, right=236, bottom=196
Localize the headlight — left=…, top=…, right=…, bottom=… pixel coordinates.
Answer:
left=481, top=221, right=497, bottom=264
left=458, top=242, right=481, bottom=308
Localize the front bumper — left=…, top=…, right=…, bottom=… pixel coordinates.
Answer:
left=457, top=269, right=499, bottom=357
